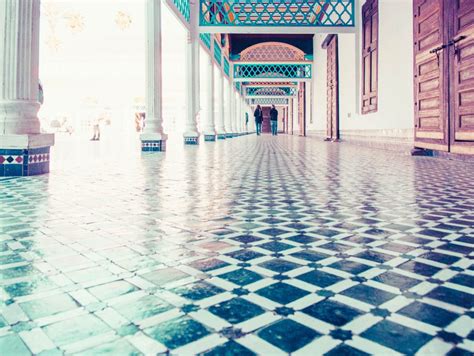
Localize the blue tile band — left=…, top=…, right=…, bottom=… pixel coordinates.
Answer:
left=0, top=147, right=51, bottom=176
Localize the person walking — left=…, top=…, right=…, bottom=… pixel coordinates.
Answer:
left=270, top=104, right=278, bottom=136
left=254, top=105, right=263, bottom=136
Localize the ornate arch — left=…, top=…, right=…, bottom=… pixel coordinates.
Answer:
left=240, top=42, right=305, bottom=62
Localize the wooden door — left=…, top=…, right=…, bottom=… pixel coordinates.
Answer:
left=413, top=0, right=474, bottom=154
left=325, top=35, right=339, bottom=140
left=362, top=0, right=378, bottom=114
left=262, top=107, right=271, bottom=133
left=450, top=0, right=474, bottom=154
left=413, top=0, right=449, bottom=151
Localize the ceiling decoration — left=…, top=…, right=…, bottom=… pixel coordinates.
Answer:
left=115, top=11, right=132, bottom=31
left=64, top=12, right=85, bottom=33
left=240, top=42, right=305, bottom=62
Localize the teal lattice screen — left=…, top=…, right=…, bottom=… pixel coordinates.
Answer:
left=200, top=0, right=355, bottom=27
left=224, top=58, right=230, bottom=77
left=249, top=97, right=288, bottom=105
left=200, top=33, right=211, bottom=49
left=235, top=82, right=241, bottom=92
left=214, top=40, right=222, bottom=65
left=234, top=63, right=312, bottom=79
left=247, top=87, right=296, bottom=96
left=172, top=0, right=190, bottom=22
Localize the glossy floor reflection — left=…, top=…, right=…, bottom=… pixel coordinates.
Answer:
left=0, top=134, right=473, bottom=355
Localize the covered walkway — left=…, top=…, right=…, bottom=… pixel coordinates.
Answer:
left=1, top=136, right=473, bottom=355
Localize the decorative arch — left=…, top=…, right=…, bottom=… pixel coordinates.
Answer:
left=240, top=42, right=306, bottom=62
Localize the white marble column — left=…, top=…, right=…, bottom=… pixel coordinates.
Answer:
left=229, top=86, right=235, bottom=137
left=0, top=0, right=54, bottom=176
left=240, top=95, right=245, bottom=133
left=224, top=79, right=232, bottom=138
left=202, top=53, right=215, bottom=141
left=183, top=0, right=200, bottom=144
left=236, top=94, right=242, bottom=134
left=141, top=0, right=167, bottom=151
left=215, top=69, right=226, bottom=139
left=231, top=89, right=238, bottom=136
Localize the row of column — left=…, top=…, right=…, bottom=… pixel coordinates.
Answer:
left=0, top=0, right=252, bottom=177
left=203, top=58, right=251, bottom=142
left=141, top=0, right=251, bottom=150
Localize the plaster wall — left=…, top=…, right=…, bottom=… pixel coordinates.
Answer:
left=308, top=0, right=415, bottom=145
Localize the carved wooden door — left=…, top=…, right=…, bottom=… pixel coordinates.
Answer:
left=413, top=0, right=449, bottom=151
left=326, top=35, right=339, bottom=140
left=450, top=0, right=474, bottom=154
left=413, top=0, right=474, bottom=154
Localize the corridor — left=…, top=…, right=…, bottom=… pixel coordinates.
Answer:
left=0, top=136, right=473, bottom=355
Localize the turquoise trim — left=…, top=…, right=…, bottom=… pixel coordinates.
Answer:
left=200, top=33, right=211, bottom=49
left=247, top=87, right=296, bottom=96
left=250, top=97, right=289, bottom=105
left=200, top=0, right=355, bottom=27
left=214, top=40, right=222, bottom=66
left=172, top=0, right=190, bottom=22
left=224, top=58, right=230, bottom=77
left=234, top=63, right=312, bottom=80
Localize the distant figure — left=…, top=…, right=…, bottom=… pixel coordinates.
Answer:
left=270, top=104, right=278, bottom=136
left=135, top=112, right=145, bottom=132
left=254, top=104, right=263, bottom=136
left=245, top=112, right=249, bottom=132
left=38, top=81, right=44, bottom=105
left=90, top=113, right=104, bottom=141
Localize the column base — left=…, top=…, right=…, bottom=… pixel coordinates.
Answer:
left=204, top=134, right=216, bottom=142
left=140, top=133, right=167, bottom=152
left=0, top=134, right=55, bottom=176
left=141, top=140, right=166, bottom=151
left=184, top=136, right=199, bottom=145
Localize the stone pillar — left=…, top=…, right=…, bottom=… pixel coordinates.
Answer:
left=0, top=0, right=54, bottom=176
left=224, top=79, right=232, bottom=138
left=183, top=0, right=200, bottom=144
left=141, top=0, right=167, bottom=151
left=240, top=99, right=245, bottom=134
left=228, top=86, right=235, bottom=137
left=234, top=92, right=240, bottom=135
left=236, top=94, right=241, bottom=135
left=230, top=89, right=237, bottom=136
left=202, top=52, right=215, bottom=142
left=215, top=70, right=226, bottom=139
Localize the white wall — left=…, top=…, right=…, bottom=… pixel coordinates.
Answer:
left=311, top=34, right=327, bottom=132
left=308, top=0, right=414, bottom=141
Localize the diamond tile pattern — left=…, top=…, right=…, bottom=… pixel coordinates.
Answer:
left=0, top=135, right=473, bottom=355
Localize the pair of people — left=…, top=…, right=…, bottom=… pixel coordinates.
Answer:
left=254, top=104, right=279, bottom=136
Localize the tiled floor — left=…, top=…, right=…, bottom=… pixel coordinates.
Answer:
left=0, top=134, right=473, bottom=355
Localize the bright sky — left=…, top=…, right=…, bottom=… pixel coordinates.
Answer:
left=39, top=0, right=187, bottom=132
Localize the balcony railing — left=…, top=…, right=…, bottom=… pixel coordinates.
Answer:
left=213, top=40, right=222, bottom=65
left=234, top=63, right=312, bottom=80
left=248, top=97, right=289, bottom=105
left=246, top=86, right=296, bottom=96
left=224, top=58, right=230, bottom=77
left=172, top=0, right=190, bottom=22
left=200, top=0, right=355, bottom=27
left=200, top=33, right=211, bottom=49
